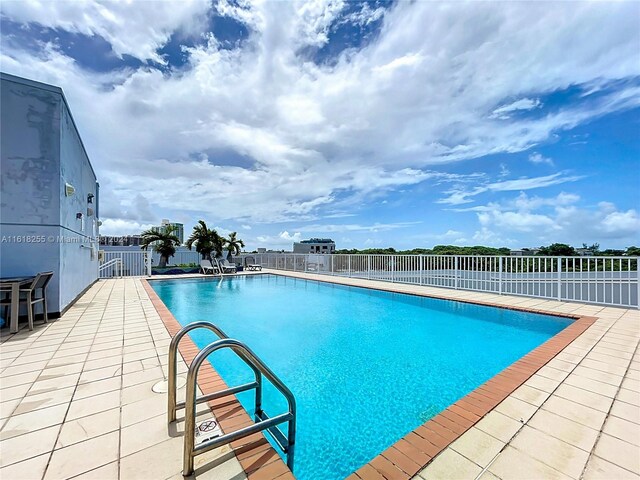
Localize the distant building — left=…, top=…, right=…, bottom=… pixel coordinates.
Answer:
left=257, top=248, right=267, bottom=253
left=99, top=235, right=142, bottom=247
left=510, top=248, right=540, bottom=256
left=152, top=219, right=184, bottom=244
left=575, top=248, right=594, bottom=257
left=293, top=238, right=336, bottom=254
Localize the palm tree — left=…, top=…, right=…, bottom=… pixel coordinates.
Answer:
left=140, top=226, right=181, bottom=268
left=185, top=220, right=223, bottom=261
left=224, top=232, right=245, bottom=262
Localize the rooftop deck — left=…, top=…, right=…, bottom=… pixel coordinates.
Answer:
left=1, top=272, right=638, bottom=479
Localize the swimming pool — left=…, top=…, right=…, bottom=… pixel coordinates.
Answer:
left=151, top=274, right=572, bottom=479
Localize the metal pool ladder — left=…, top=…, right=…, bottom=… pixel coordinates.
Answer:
left=168, top=321, right=297, bottom=476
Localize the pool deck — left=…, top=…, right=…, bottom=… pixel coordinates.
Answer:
left=0, top=271, right=638, bottom=480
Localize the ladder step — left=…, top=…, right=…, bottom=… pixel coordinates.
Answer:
left=256, top=410, right=290, bottom=452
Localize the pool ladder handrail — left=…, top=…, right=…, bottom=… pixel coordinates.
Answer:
left=168, top=321, right=296, bottom=476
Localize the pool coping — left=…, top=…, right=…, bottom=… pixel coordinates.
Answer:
left=141, top=278, right=295, bottom=480
left=142, top=273, right=597, bottom=480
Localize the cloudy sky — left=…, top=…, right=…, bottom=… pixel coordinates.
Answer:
left=1, top=0, right=639, bottom=250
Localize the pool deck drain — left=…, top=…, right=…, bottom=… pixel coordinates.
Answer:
left=0, top=271, right=638, bottom=480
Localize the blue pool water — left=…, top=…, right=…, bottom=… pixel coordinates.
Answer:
left=151, top=275, right=571, bottom=479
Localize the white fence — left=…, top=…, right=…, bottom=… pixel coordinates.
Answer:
left=98, top=250, right=204, bottom=278
left=248, top=253, right=639, bottom=308
left=99, top=250, right=150, bottom=278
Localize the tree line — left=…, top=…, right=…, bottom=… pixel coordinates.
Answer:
left=336, top=244, right=640, bottom=257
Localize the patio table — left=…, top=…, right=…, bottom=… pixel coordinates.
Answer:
left=0, top=276, right=35, bottom=334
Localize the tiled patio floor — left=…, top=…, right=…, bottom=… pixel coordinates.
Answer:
left=1, top=272, right=638, bottom=480
left=0, top=278, right=246, bottom=480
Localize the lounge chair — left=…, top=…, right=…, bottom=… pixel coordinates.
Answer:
left=200, top=259, right=218, bottom=275
left=217, top=259, right=237, bottom=273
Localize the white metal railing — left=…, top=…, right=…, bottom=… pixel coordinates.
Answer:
left=99, top=250, right=150, bottom=277
left=98, top=257, right=123, bottom=278
left=98, top=250, right=203, bottom=277
left=247, top=253, right=639, bottom=308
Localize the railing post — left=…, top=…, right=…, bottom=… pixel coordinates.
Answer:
left=420, top=255, right=424, bottom=285
left=367, top=255, right=371, bottom=280
left=348, top=255, right=351, bottom=278
left=392, top=256, right=395, bottom=283
left=637, top=261, right=640, bottom=310
left=146, top=251, right=152, bottom=276
left=499, top=256, right=503, bottom=295
left=331, top=255, right=334, bottom=275
left=557, top=257, right=562, bottom=301
left=454, top=256, right=459, bottom=289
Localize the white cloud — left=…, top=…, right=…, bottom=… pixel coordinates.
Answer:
left=342, top=3, right=385, bottom=27
left=254, top=230, right=302, bottom=249
left=1, top=0, right=638, bottom=232
left=490, top=98, right=541, bottom=119
left=0, top=0, right=210, bottom=63
left=598, top=209, right=640, bottom=236
left=99, top=219, right=155, bottom=236
left=438, top=172, right=583, bottom=205
left=468, top=192, right=639, bottom=246
left=279, top=231, right=301, bottom=242
left=293, top=221, right=420, bottom=233
left=528, top=152, right=554, bottom=166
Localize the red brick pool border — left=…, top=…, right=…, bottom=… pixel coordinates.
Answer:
left=141, top=275, right=597, bottom=480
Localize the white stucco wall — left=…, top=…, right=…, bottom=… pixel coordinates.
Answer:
left=0, top=73, right=99, bottom=315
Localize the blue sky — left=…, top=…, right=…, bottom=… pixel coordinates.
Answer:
left=1, top=0, right=639, bottom=250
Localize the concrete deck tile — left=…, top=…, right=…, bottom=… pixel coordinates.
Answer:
left=509, top=425, right=590, bottom=478
left=0, top=424, right=59, bottom=468
left=44, top=431, right=120, bottom=479
left=0, top=383, right=31, bottom=403
left=554, top=384, right=614, bottom=413
left=66, top=389, right=121, bottom=421
left=494, top=396, right=538, bottom=423
left=488, top=446, right=572, bottom=480
left=602, top=415, right=640, bottom=447
left=527, top=409, right=599, bottom=452
left=120, top=413, right=178, bottom=457
left=13, top=385, right=75, bottom=415
left=416, top=448, right=482, bottom=479
left=474, top=411, right=523, bottom=443
left=563, top=373, right=620, bottom=398
left=592, top=433, right=640, bottom=474
left=449, top=426, right=505, bottom=468
left=28, top=373, right=80, bottom=396
left=0, top=452, right=50, bottom=480
left=610, top=400, right=640, bottom=424
left=617, top=388, right=640, bottom=407
left=56, top=407, right=120, bottom=448
left=0, top=398, right=20, bottom=420
left=71, top=461, right=120, bottom=479
left=583, top=455, right=640, bottom=480
left=510, top=384, right=551, bottom=407
left=121, top=394, right=167, bottom=427
left=0, top=403, right=68, bottom=440
left=540, top=396, right=607, bottom=430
